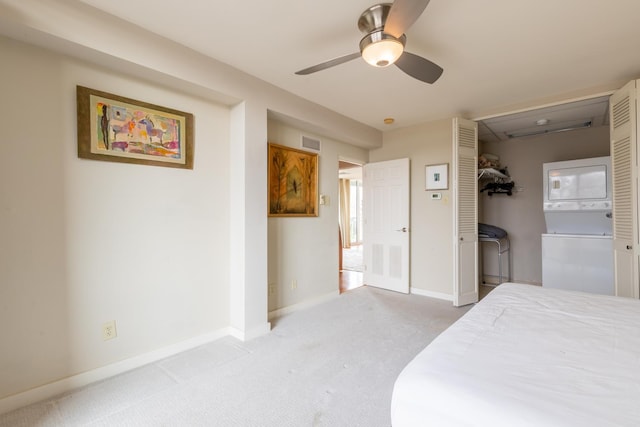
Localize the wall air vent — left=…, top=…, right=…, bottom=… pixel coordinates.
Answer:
left=301, top=135, right=321, bottom=152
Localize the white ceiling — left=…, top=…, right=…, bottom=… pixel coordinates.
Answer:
left=478, top=95, right=610, bottom=143
left=75, top=0, right=640, bottom=132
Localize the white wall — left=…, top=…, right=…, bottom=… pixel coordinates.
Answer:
left=0, top=37, right=232, bottom=398
left=480, top=125, right=610, bottom=284
left=267, top=121, right=368, bottom=311
left=370, top=119, right=455, bottom=298
left=0, top=0, right=382, bottom=406
left=0, top=0, right=382, bottom=346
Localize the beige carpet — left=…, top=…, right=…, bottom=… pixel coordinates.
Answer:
left=0, top=286, right=470, bottom=427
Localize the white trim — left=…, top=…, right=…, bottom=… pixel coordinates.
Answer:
left=482, top=275, right=542, bottom=287
left=268, top=291, right=339, bottom=321
left=410, top=287, right=453, bottom=302
left=472, top=91, right=615, bottom=122
left=228, top=322, right=272, bottom=341
left=338, top=156, right=364, bottom=168
left=0, top=328, right=230, bottom=416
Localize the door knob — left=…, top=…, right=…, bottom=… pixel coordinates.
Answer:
left=627, top=245, right=633, bottom=250
left=396, top=227, right=407, bottom=232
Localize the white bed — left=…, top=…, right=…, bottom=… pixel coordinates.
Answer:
left=391, top=283, right=640, bottom=427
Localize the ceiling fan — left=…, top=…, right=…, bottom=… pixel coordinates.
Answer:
left=295, top=0, right=443, bottom=84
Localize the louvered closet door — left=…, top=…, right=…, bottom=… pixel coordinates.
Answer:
left=453, top=118, right=479, bottom=306
left=610, top=80, right=639, bottom=298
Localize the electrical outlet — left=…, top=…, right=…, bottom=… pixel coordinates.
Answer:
left=102, top=320, right=117, bottom=341
left=268, top=283, right=276, bottom=295
left=291, top=279, right=298, bottom=290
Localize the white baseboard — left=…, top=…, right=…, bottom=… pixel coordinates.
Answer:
left=0, top=328, right=230, bottom=416
left=229, top=322, right=272, bottom=341
left=268, top=290, right=340, bottom=320
left=483, top=276, right=542, bottom=286
left=410, top=287, right=453, bottom=302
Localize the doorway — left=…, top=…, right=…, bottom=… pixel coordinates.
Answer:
left=339, top=160, right=364, bottom=293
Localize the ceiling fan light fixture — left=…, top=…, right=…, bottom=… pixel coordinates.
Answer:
left=360, top=31, right=405, bottom=67
left=294, top=2, right=443, bottom=84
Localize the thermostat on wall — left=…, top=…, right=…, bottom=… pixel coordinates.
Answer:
left=431, top=192, right=442, bottom=200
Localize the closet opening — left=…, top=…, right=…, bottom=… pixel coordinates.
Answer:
left=474, top=95, right=612, bottom=295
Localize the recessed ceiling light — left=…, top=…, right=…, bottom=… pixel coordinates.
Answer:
left=384, top=117, right=395, bottom=125
left=536, top=119, right=550, bottom=126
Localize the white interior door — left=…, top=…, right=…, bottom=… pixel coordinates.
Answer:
left=453, top=118, right=479, bottom=306
left=363, top=158, right=410, bottom=293
left=610, top=80, right=639, bottom=298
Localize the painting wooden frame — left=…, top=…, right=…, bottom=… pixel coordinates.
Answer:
left=426, top=163, right=449, bottom=190
left=76, top=86, right=194, bottom=169
left=268, top=143, right=318, bottom=217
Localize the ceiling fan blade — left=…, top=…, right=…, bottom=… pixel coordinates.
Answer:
left=394, top=51, right=443, bottom=84
left=384, top=0, right=431, bottom=38
left=295, top=52, right=361, bottom=75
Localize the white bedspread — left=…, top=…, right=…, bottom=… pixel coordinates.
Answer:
left=391, top=283, right=640, bottom=427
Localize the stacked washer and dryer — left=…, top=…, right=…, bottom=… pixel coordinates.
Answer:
left=541, top=156, right=614, bottom=295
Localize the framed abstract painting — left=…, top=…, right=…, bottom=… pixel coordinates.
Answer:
left=76, top=86, right=194, bottom=169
